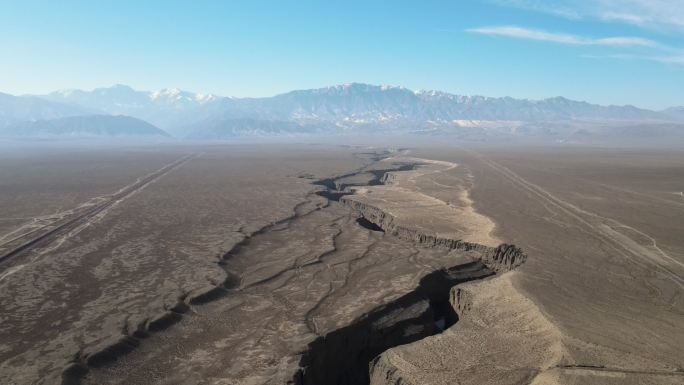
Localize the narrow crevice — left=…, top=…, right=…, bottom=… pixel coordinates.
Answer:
left=356, top=217, right=384, bottom=232
left=314, top=163, right=418, bottom=201
left=60, top=151, right=393, bottom=385
left=315, top=190, right=351, bottom=202
left=291, top=158, right=528, bottom=385
left=60, top=194, right=316, bottom=384
left=61, top=151, right=524, bottom=385
left=365, top=164, right=417, bottom=186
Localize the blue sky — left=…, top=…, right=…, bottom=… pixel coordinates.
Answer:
left=1, top=0, right=682, bottom=109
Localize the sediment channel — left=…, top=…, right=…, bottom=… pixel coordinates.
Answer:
left=67, top=152, right=527, bottom=385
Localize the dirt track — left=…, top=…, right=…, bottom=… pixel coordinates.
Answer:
left=0, top=154, right=196, bottom=266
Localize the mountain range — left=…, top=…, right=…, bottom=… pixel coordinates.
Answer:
left=3, top=115, right=168, bottom=138
left=1, top=83, right=682, bottom=142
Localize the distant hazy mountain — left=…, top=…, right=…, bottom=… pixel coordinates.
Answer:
left=266, top=84, right=667, bottom=123
left=42, top=85, right=220, bottom=133
left=36, top=83, right=676, bottom=136
left=1, top=115, right=169, bottom=138
left=662, top=107, right=684, bottom=121
left=186, top=118, right=322, bottom=139
left=0, top=92, right=93, bottom=128
left=0, top=82, right=673, bottom=140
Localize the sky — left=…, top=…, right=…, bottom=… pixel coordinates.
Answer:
left=1, top=0, right=683, bottom=109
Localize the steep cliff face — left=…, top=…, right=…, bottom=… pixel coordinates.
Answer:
left=481, top=244, right=526, bottom=273
left=291, top=261, right=496, bottom=385
left=330, top=184, right=528, bottom=385
left=451, top=285, right=474, bottom=317
left=292, top=197, right=527, bottom=385
left=368, top=354, right=419, bottom=385
left=343, top=198, right=485, bottom=250
left=368, top=271, right=569, bottom=385
left=342, top=197, right=526, bottom=272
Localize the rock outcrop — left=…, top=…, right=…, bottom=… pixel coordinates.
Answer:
left=342, top=197, right=526, bottom=272
left=368, top=272, right=567, bottom=385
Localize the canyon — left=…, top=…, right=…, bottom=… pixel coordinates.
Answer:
left=0, top=143, right=682, bottom=385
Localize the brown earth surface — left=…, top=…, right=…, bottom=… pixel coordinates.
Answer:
left=1, top=143, right=682, bottom=385
left=370, top=146, right=684, bottom=385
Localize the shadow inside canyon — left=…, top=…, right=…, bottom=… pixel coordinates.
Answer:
left=291, top=260, right=495, bottom=385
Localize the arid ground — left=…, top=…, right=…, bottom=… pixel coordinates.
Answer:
left=0, top=143, right=682, bottom=385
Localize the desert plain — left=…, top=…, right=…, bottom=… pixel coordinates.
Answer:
left=0, top=142, right=682, bottom=385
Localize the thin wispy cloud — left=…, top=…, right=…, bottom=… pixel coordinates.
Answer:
left=598, top=0, right=684, bottom=31
left=467, top=26, right=663, bottom=48
left=653, top=55, right=684, bottom=64
left=599, top=11, right=647, bottom=26
left=491, top=0, right=684, bottom=32
left=468, top=25, right=684, bottom=65
left=583, top=53, right=684, bottom=65
left=491, top=0, right=582, bottom=20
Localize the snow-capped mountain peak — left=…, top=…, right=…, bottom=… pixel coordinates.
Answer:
left=149, top=88, right=217, bottom=104
left=194, top=93, right=218, bottom=103
left=14, top=83, right=681, bottom=140
left=149, top=88, right=186, bottom=101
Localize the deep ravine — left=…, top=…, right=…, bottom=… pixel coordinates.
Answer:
left=64, top=152, right=527, bottom=385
